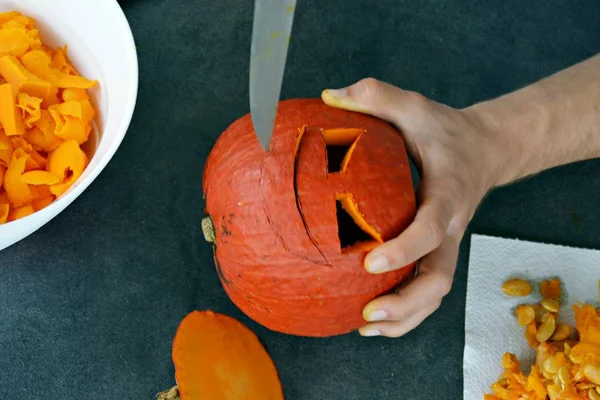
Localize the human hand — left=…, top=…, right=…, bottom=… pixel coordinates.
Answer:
left=321, top=79, right=503, bottom=338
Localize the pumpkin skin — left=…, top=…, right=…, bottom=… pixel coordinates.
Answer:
left=202, top=98, right=417, bottom=337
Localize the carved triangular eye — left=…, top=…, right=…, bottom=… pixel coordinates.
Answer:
left=335, top=198, right=374, bottom=249
left=321, top=128, right=363, bottom=173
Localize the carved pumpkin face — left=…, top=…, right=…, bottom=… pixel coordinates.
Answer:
left=202, top=99, right=416, bottom=337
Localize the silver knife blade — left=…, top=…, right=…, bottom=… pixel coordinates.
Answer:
left=249, top=0, right=297, bottom=152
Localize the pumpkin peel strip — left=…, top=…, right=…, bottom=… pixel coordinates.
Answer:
left=292, top=125, right=330, bottom=266
left=251, top=124, right=332, bottom=265
left=0, top=203, right=8, bottom=224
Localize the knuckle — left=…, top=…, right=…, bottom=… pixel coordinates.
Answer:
left=354, top=77, right=383, bottom=104
left=389, top=300, right=410, bottom=322
left=384, top=323, right=408, bottom=338
left=404, top=90, right=430, bottom=110
left=388, top=242, right=411, bottom=268
left=436, top=274, right=453, bottom=297
left=359, top=77, right=381, bottom=90
left=427, top=219, right=445, bottom=248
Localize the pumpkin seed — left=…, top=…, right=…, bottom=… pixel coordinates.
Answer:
left=541, top=310, right=555, bottom=322
left=574, top=369, right=588, bottom=383
left=535, top=306, right=548, bottom=323
left=541, top=278, right=562, bottom=299
left=571, top=352, right=585, bottom=365
left=502, top=278, right=532, bottom=297
left=543, top=355, right=561, bottom=375
left=584, top=364, right=600, bottom=385
left=543, top=367, right=554, bottom=380
left=590, top=388, right=600, bottom=400
left=542, top=298, right=561, bottom=313
left=551, top=324, right=573, bottom=341
left=553, top=371, right=561, bottom=388
left=515, top=305, right=536, bottom=326
left=564, top=342, right=572, bottom=356
left=525, top=322, right=539, bottom=347
left=596, top=386, right=600, bottom=395
left=579, top=383, right=593, bottom=390
left=558, top=366, right=572, bottom=386
left=496, top=377, right=508, bottom=386
left=547, top=384, right=560, bottom=400
left=537, top=314, right=556, bottom=343
left=501, top=353, right=518, bottom=370
left=490, top=383, right=510, bottom=398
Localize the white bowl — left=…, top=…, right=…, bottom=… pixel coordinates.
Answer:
left=0, top=0, right=138, bottom=251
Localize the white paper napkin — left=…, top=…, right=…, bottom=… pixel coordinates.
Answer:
left=464, top=234, right=600, bottom=399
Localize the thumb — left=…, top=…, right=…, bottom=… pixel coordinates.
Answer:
left=321, top=78, right=427, bottom=126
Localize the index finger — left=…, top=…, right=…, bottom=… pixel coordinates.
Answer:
left=364, top=185, right=455, bottom=274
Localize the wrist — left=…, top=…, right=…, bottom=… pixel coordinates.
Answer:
left=465, top=93, right=549, bottom=188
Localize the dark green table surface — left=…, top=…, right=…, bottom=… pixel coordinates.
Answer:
left=1, top=0, right=600, bottom=399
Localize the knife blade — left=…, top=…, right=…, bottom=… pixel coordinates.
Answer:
left=249, top=0, right=297, bottom=152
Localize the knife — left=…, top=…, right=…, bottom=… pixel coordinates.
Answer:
left=249, top=0, right=297, bottom=152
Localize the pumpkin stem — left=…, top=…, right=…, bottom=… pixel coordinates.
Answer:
left=156, top=386, right=180, bottom=400
left=201, top=216, right=216, bottom=243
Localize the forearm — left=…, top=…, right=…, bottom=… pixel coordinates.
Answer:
left=468, top=53, right=600, bottom=187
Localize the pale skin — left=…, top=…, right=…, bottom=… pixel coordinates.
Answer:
left=321, top=52, right=600, bottom=338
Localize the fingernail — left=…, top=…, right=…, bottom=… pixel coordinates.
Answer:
left=366, top=309, right=388, bottom=321
left=324, top=88, right=347, bottom=98
left=366, top=255, right=389, bottom=273
left=360, top=328, right=381, bottom=337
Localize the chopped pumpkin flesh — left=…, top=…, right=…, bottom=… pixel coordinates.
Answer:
left=4, top=152, right=31, bottom=206
left=0, top=10, right=97, bottom=224
left=62, top=88, right=89, bottom=102
left=21, top=170, right=60, bottom=185
left=24, top=127, right=62, bottom=152
left=0, top=26, right=40, bottom=58
left=0, top=83, right=25, bottom=136
left=20, top=49, right=51, bottom=77
left=8, top=204, right=33, bottom=221
left=47, top=139, right=86, bottom=182
left=0, top=130, right=13, bottom=165
left=31, top=195, right=54, bottom=211
left=52, top=46, right=78, bottom=76
left=0, top=202, right=8, bottom=223
left=17, top=92, right=42, bottom=127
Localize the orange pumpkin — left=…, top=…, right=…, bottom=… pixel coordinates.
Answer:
left=202, top=98, right=417, bottom=337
